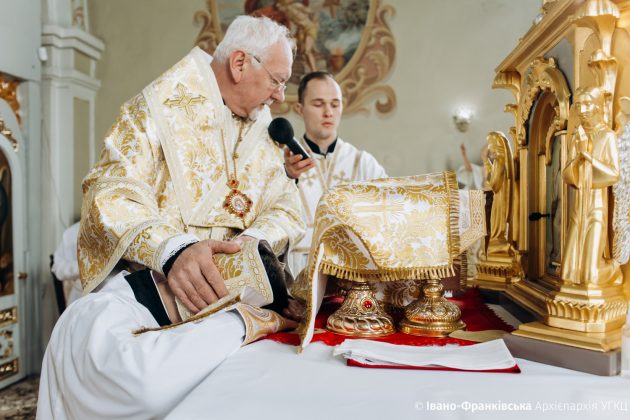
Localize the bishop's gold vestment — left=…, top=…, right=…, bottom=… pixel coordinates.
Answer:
left=78, top=47, right=305, bottom=293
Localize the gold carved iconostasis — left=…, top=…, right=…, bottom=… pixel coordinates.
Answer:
left=0, top=74, right=21, bottom=386
left=193, top=0, right=396, bottom=114
left=473, top=0, right=630, bottom=354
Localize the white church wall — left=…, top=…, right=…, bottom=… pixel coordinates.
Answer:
left=88, top=0, right=540, bottom=177
left=338, top=0, right=541, bottom=176
left=0, top=0, right=41, bottom=81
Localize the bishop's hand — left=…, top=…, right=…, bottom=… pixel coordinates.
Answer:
left=284, top=146, right=315, bottom=180
left=167, top=239, right=241, bottom=313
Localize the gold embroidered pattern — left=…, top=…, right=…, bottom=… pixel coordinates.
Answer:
left=163, top=83, right=207, bottom=119
left=174, top=239, right=272, bottom=322
left=308, top=173, right=460, bottom=279
left=460, top=190, right=486, bottom=252
left=234, top=303, right=291, bottom=345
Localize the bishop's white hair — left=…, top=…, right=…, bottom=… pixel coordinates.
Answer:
left=213, top=15, right=295, bottom=63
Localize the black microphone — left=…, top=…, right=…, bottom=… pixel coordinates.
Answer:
left=528, top=212, right=550, bottom=221
left=268, top=117, right=310, bottom=160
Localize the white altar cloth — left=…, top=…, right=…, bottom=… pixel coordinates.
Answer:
left=167, top=340, right=630, bottom=420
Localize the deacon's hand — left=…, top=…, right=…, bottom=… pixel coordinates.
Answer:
left=284, top=146, right=315, bottom=180
left=167, top=239, right=241, bottom=313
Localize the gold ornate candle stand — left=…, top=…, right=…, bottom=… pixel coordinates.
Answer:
left=326, top=282, right=395, bottom=337
left=399, top=277, right=465, bottom=337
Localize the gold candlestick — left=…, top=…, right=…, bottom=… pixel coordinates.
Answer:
left=326, top=282, right=395, bottom=337
left=400, top=277, right=465, bottom=337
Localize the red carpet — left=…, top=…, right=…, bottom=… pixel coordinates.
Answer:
left=266, top=287, right=514, bottom=347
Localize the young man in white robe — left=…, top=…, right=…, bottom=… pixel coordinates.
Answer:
left=284, top=72, right=387, bottom=278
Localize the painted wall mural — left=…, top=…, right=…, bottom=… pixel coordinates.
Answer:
left=194, top=0, right=396, bottom=114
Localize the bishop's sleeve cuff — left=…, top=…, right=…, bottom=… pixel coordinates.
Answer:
left=239, top=228, right=268, bottom=243
left=156, top=233, right=200, bottom=275
left=229, top=303, right=292, bottom=346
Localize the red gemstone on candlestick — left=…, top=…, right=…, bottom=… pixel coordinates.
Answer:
left=363, top=300, right=373, bottom=309
left=239, top=212, right=244, bottom=217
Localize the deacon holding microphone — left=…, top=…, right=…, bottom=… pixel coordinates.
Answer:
left=269, top=72, right=388, bottom=280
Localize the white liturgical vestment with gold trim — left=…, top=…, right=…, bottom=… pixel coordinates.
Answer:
left=78, top=47, right=305, bottom=293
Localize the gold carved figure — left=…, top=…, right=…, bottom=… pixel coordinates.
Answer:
left=561, top=87, right=621, bottom=286
left=484, top=132, right=514, bottom=256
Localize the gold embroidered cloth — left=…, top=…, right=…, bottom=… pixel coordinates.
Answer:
left=308, top=171, right=461, bottom=281
left=293, top=171, right=486, bottom=350
left=175, top=239, right=274, bottom=321
left=79, top=47, right=304, bottom=293
left=133, top=239, right=281, bottom=336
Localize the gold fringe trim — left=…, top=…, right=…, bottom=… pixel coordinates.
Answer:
left=318, top=261, right=455, bottom=282
left=132, top=294, right=241, bottom=335
left=458, top=251, right=468, bottom=290
left=445, top=170, right=461, bottom=259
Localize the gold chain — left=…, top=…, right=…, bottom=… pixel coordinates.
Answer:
left=220, top=116, right=246, bottom=183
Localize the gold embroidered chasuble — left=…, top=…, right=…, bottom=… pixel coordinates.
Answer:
left=79, top=47, right=305, bottom=293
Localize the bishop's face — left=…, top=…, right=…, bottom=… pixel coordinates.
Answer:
left=236, top=41, right=292, bottom=118
left=297, top=77, right=343, bottom=144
